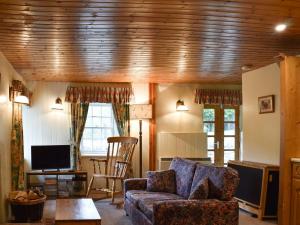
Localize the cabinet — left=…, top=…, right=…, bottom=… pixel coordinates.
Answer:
left=26, top=170, right=88, bottom=198
left=291, top=161, right=300, bottom=225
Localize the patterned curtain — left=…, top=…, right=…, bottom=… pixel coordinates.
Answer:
left=11, top=103, right=25, bottom=190
left=65, top=84, right=133, bottom=104
left=70, top=103, right=89, bottom=170
left=112, top=104, right=130, bottom=136
left=195, top=89, right=242, bottom=106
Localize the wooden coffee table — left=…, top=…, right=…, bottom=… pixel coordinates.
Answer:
left=55, top=198, right=101, bottom=225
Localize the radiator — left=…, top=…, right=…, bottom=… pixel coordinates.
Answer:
left=157, top=132, right=207, bottom=159
left=159, top=157, right=211, bottom=171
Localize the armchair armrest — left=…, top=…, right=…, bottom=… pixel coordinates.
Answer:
left=153, top=199, right=239, bottom=225
left=124, top=178, right=147, bottom=193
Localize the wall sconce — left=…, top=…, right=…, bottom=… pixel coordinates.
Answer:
left=52, top=97, right=63, bottom=110
left=14, top=91, right=29, bottom=104
left=176, top=100, right=189, bottom=111
left=9, top=80, right=31, bottom=105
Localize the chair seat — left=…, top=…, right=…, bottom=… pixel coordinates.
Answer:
left=126, top=190, right=184, bottom=222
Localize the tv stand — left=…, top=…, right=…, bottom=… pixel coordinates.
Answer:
left=26, top=170, right=88, bottom=198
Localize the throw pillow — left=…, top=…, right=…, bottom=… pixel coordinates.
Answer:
left=188, top=177, right=209, bottom=200
left=146, top=169, right=176, bottom=193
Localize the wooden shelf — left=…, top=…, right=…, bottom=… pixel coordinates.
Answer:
left=26, top=170, right=88, bottom=198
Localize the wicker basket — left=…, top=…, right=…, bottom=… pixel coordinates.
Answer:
left=9, top=195, right=46, bottom=222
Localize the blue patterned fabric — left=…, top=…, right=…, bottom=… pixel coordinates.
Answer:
left=191, top=164, right=239, bottom=201
left=124, top=157, right=239, bottom=225
left=169, top=157, right=197, bottom=199
left=189, top=177, right=209, bottom=200
left=146, top=170, right=176, bottom=193
left=153, top=199, right=239, bottom=225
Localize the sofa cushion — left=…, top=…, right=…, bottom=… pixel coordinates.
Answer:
left=126, top=190, right=184, bottom=222
left=169, top=157, right=197, bottom=199
left=136, top=193, right=183, bottom=222
left=191, top=164, right=239, bottom=200
left=188, top=177, right=209, bottom=200
left=146, top=170, right=176, bottom=193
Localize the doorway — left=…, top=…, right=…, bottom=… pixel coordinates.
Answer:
left=203, top=105, right=240, bottom=166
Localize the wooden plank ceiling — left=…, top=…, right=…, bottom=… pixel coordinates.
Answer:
left=0, top=0, right=300, bottom=83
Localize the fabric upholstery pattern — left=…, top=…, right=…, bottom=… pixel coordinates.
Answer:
left=188, top=177, right=209, bottom=200
left=126, top=190, right=183, bottom=207
left=191, top=164, right=239, bottom=201
left=169, top=157, right=197, bottom=198
left=146, top=170, right=176, bottom=193
left=124, top=157, right=239, bottom=225
left=124, top=178, right=147, bottom=193
left=153, top=199, right=239, bottom=225
left=125, top=199, right=152, bottom=225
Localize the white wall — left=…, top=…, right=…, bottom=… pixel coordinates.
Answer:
left=0, top=52, right=24, bottom=222
left=156, top=84, right=204, bottom=133
left=242, top=63, right=280, bottom=165
left=22, top=82, right=70, bottom=172
left=22, top=82, right=150, bottom=180
left=156, top=83, right=241, bottom=168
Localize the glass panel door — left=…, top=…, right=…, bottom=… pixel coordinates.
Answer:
left=203, top=105, right=240, bottom=166
left=203, top=108, right=216, bottom=164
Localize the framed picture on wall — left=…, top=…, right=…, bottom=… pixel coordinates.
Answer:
left=258, top=95, right=275, bottom=114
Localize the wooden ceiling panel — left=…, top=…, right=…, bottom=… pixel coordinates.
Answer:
left=0, top=0, right=300, bottom=83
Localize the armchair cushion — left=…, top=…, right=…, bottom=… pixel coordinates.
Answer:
left=169, top=157, right=197, bottom=198
left=146, top=170, right=176, bottom=193
left=188, top=177, right=209, bottom=200
left=191, top=165, right=239, bottom=201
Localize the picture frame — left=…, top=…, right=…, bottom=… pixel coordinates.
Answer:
left=258, top=95, right=275, bottom=114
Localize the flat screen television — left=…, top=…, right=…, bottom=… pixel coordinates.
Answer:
left=31, top=145, right=71, bottom=170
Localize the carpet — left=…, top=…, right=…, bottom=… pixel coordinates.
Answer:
left=94, top=199, right=132, bottom=225
left=40, top=199, right=276, bottom=225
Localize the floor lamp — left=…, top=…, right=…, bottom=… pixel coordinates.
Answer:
left=130, top=104, right=152, bottom=177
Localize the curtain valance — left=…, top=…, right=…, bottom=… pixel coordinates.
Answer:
left=195, top=89, right=242, bottom=105
left=65, top=84, right=133, bottom=104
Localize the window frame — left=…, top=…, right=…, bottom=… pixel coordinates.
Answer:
left=80, top=103, right=119, bottom=156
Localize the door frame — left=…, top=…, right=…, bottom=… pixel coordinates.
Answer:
left=203, top=104, right=240, bottom=166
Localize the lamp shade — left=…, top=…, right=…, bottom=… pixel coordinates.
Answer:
left=176, top=100, right=189, bottom=111
left=130, top=104, right=152, bottom=119
left=14, top=95, right=29, bottom=104
left=52, top=97, right=64, bottom=110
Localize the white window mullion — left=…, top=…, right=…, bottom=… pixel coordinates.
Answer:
left=80, top=103, right=119, bottom=156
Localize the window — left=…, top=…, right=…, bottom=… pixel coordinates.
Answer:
left=80, top=103, right=119, bottom=156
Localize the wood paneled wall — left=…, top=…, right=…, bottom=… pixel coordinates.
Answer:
left=279, top=56, right=300, bottom=225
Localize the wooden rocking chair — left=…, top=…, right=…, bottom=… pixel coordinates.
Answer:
left=86, top=136, right=138, bottom=204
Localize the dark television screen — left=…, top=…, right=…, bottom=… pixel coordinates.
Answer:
left=31, top=145, right=71, bottom=170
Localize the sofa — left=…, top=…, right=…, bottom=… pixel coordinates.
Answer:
left=124, top=157, right=239, bottom=225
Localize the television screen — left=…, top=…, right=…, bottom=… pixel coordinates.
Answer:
left=31, top=145, right=71, bottom=170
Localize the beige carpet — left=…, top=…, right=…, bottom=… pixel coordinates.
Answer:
left=41, top=199, right=277, bottom=225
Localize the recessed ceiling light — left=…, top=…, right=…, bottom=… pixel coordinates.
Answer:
left=275, top=24, right=287, bottom=32
left=241, top=64, right=253, bottom=71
